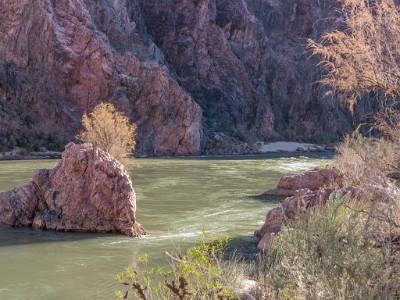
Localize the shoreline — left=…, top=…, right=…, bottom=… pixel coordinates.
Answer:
left=0, top=151, right=62, bottom=161
left=0, top=142, right=334, bottom=161
left=255, top=141, right=332, bottom=153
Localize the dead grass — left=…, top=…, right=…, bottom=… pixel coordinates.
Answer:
left=334, top=130, right=400, bottom=193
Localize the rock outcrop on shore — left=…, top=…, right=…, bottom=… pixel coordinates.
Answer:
left=263, top=168, right=343, bottom=197
left=0, top=143, right=146, bottom=237
left=256, top=168, right=344, bottom=250
left=0, top=0, right=371, bottom=156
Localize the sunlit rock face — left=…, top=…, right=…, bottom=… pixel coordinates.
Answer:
left=263, top=168, right=343, bottom=197
left=0, top=143, right=147, bottom=237
left=0, top=0, right=201, bottom=156
left=256, top=168, right=347, bottom=250
left=0, top=0, right=367, bottom=155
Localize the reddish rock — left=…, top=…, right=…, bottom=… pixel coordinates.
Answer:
left=0, top=143, right=146, bottom=236
left=139, top=0, right=276, bottom=144
left=256, top=189, right=332, bottom=236
left=264, top=168, right=343, bottom=197
left=139, top=0, right=364, bottom=147
left=257, top=168, right=343, bottom=250
left=0, top=0, right=368, bottom=156
left=256, top=186, right=362, bottom=250
left=0, top=0, right=201, bottom=156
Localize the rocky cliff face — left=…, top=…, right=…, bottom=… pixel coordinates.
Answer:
left=0, top=0, right=201, bottom=155
left=0, top=0, right=366, bottom=155
left=0, top=143, right=146, bottom=236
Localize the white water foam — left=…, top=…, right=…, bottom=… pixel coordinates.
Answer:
left=278, top=160, right=321, bottom=172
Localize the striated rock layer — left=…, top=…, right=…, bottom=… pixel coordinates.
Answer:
left=0, top=143, right=146, bottom=236
left=0, top=0, right=371, bottom=155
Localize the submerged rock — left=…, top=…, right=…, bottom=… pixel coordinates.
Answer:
left=0, top=143, right=146, bottom=237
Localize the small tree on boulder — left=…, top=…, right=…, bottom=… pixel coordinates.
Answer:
left=76, top=103, right=136, bottom=162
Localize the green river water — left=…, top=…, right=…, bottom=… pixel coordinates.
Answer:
left=0, top=154, right=331, bottom=299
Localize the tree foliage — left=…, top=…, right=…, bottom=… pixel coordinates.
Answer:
left=76, top=103, right=136, bottom=162
left=308, top=0, right=400, bottom=111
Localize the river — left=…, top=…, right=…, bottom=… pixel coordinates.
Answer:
left=0, top=153, right=331, bottom=299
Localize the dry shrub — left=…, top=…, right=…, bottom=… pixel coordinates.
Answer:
left=308, top=0, right=400, bottom=111
left=268, top=1, right=400, bottom=298
left=373, top=103, right=400, bottom=141
left=76, top=103, right=136, bottom=162
left=334, top=130, right=400, bottom=194
left=258, top=193, right=400, bottom=300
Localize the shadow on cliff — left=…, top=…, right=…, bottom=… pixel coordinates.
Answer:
left=0, top=227, right=113, bottom=247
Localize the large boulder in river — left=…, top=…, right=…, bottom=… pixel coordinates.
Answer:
left=0, top=143, right=146, bottom=236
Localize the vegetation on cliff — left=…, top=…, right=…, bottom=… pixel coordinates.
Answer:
left=1, top=0, right=367, bottom=155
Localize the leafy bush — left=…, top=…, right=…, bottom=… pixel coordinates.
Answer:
left=76, top=103, right=136, bottom=162
left=115, top=231, right=247, bottom=299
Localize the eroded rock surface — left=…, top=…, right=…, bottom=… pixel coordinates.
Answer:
left=0, top=0, right=370, bottom=156
left=256, top=168, right=344, bottom=250
left=256, top=188, right=336, bottom=249
left=0, top=143, right=146, bottom=236
left=256, top=187, right=365, bottom=250
left=0, top=0, right=201, bottom=156
left=264, top=168, right=343, bottom=197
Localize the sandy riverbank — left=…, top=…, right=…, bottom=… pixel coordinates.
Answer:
left=256, top=141, right=329, bottom=153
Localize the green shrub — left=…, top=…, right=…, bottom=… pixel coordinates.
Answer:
left=257, top=193, right=400, bottom=300
left=115, top=231, right=244, bottom=299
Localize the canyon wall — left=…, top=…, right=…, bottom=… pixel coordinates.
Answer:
left=0, top=0, right=369, bottom=155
